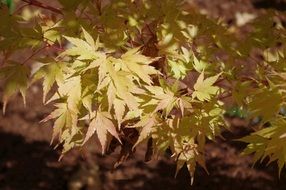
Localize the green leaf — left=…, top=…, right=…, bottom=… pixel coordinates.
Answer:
left=132, top=114, right=158, bottom=148
left=168, top=58, right=187, bottom=79
left=56, top=76, right=82, bottom=113
left=193, top=55, right=207, bottom=73
left=33, top=61, right=66, bottom=103
left=1, top=0, right=14, bottom=14
left=81, top=27, right=96, bottom=49
left=113, top=98, right=126, bottom=127
left=121, top=47, right=159, bottom=85
left=241, top=118, right=286, bottom=174
left=0, top=63, right=29, bottom=113
left=248, top=88, right=283, bottom=123
left=62, top=34, right=102, bottom=60
left=41, top=103, right=80, bottom=154
left=192, top=72, right=220, bottom=101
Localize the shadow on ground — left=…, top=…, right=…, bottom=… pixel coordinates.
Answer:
left=253, top=0, right=286, bottom=11
left=1, top=130, right=286, bottom=190
left=0, top=132, right=75, bottom=190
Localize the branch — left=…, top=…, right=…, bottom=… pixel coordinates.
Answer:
left=20, top=0, right=63, bottom=15
left=95, top=0, right=102, bottom=16
left=22, top=45, right=47, bottom=65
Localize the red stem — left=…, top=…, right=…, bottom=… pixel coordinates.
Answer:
left=21, top=0, right=63, bottom=15
left=95, top=0, right=102, bottom=15
left=14, top=3, right=29, bottom=14
left=22, top=45, right=47, bottom=65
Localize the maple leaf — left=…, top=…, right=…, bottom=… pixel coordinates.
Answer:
left=62, top=36, right=97, bottom=60
left=113, top=98, right=126, bottom=127
left=176, top=96, right=192, bottom=116
left=168, top=58, right=188, bottom=79
left=167, top=118, right=207, bottom=184
left=193, top=55, right=207, bottom=73
left=241, top=118, right=286, bottom=175
left=83, top=111, right=122, bottom=154
left=106, top=60, right=139, bottom=110
left=61, top=28, right=102, bottom=60
left=248, top=88, right=283, bottom=123
left=120, top=47, right=159, bottom=85
left=41, top=103, right=78, bottom=148
left=153, top=88, right=177, bottom=116
left=42, top=21, right=62, bottom=45
left=131, top=114, right=158, bottom=148
left=192, top=72, right=220, bottom=101
left=145, top=84, right=190, bottom=117
left=33, top=60, right=65, bottom=102
left=48, top=76, right=82, bottom=113
left=175, top=146, right=197, bottom=184
left=0, top=63, right=29, bottom=113
left=81, top=27, right=96, bottom=49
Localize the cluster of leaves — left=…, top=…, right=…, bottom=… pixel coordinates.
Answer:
left=1, top=0, right=286, bottom=182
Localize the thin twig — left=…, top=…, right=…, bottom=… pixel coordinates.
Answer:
left=14, top=3, right=29, bottom=15
left=21, top=0, right=63, bottom=15
left=95, top=0, right=102, bottom=16
left=22, top=45, right=47, bottom=65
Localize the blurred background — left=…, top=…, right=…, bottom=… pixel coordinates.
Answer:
left=1, top=0, right=286, bottom=189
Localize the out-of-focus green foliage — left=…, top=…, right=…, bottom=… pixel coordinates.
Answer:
left=1, top=0, right=14, bottom=14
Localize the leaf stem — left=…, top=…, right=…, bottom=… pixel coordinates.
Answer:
left=20, top=0, right=63, bottom=15
left=21, top=45, right=47, bottom=65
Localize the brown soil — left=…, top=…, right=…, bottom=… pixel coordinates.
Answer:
left=1, top=0, right=286, bottom=190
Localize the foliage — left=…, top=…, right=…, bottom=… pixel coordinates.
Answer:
left=1, top=0, right=286, bottom=183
